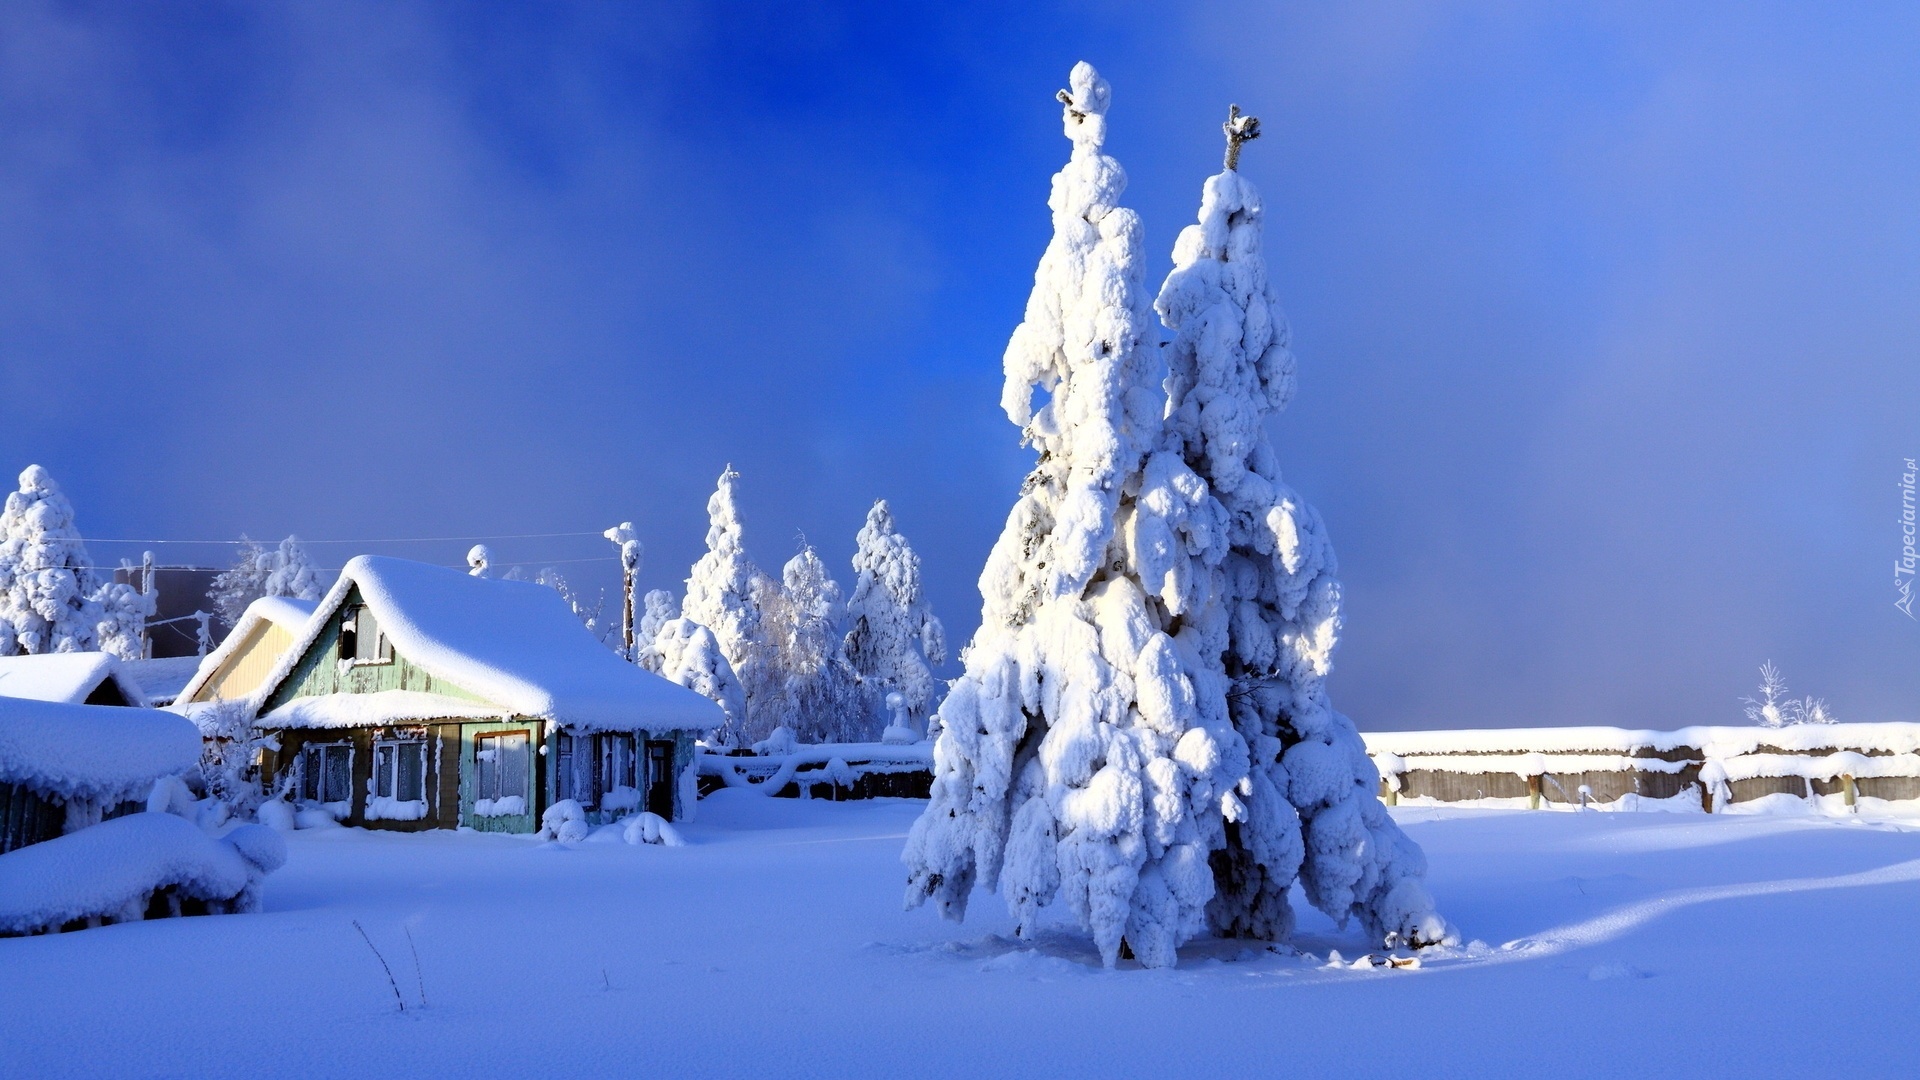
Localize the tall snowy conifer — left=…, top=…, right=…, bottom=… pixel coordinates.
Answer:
left=681, top=466, right=777, bottom=736
left=845, top=500, right=946, bottom=736
left=654, top=617, right=747, bottom=744
left=1154, top=107, right=1444, bottom=948
left=0, top=465, right=103, bottom=655
left=902, top=64, right=1244, bottom=968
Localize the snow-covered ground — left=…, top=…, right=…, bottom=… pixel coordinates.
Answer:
left=5, top=793, right=1917, bottom=1078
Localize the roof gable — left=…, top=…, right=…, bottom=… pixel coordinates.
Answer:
left=176, top=596, right=320, bottom=705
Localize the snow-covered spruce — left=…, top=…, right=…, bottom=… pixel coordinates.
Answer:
left=0, top=465, right=150, bottom=661
left=653, top=617, right=748, bottom=745
left=903, top=63, right=1247, bottom=969
left=681, top=466, right=780, bottom=739
left=1153, top=114, right=1444, bottom=949
left=845, top=500, right=946, bottom=738
left=635, top=589, right=680, bottom=673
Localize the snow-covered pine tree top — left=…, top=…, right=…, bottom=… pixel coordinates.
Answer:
left=681, top=466, right=762, bottom=670
left=0, top=465, right=103, bottom=655
left=1152, top=109, right=1445, bottom=949
left=845, top=499, right=945, bottom=726
left=904, top=64, right=1248, bottom=970
left=263, top=536, right=323, bottom=603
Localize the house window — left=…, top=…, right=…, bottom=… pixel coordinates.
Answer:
left=554, top=731, right=638, bottom=812
left=473, top=731, right=529, bottom=817
left=298, top=743, right=353, bottom=809
left=600, top=733, right=639, bottom=813
left=341, top=606, right=392, bottom=665
left=373, top=738, right=426, bottom=802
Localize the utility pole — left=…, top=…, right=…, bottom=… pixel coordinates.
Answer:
left=603, top=522, right=642, bottom=661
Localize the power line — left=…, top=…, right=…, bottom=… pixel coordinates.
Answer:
left=82, top=530, right=610, bottom=545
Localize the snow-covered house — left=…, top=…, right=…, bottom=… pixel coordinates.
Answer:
left=250, top=556, right=721, bottom=833
left=0, top=652, right=149, bottom=708
left=175, top=595, right=319, bottom=707
left=0, top=695, right=285, bottom=934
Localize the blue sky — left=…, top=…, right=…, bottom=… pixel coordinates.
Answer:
left=1, top=1, right=1915, bottom=729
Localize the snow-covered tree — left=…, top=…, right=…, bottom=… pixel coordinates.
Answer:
left=635, top=589, right=679, bottom=673
left=654, top=617, right=747, bottom=744
left=1742, top=661, right=1836, bottom=727
left=682, top=466, right=780, bottom=734
left=209, top=535, right=323, bottom=627
left=94, top=575, right=155, bottom=661
left=902, top=65, right=1249, bottom=969
left=0, top=465, right=103, bottom=655
left=762, top=545, right=865, bottom=743
left=1152, top=108, right=1443, bottom=949
left=845, top=500, right=946, bottom=737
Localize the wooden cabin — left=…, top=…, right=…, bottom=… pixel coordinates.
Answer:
left=0, top=652, right=149, bottom=708
left=0, top=696, right=199, bottom=854
left=249, top=556, right=722, bottom=834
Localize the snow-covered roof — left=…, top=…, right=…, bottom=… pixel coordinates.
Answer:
left=262, top=689, right=513, bottom=729
left=0, top=652, right=147, bottom=708
left=174, top=595, right=321, bottom=706
left=0, top=697, right=202, bottom=803
left=255, top=556, right=725, bottom=734
left=118, top=656, right=203, bottom=707
left=0, top=812, right=282, bottom=935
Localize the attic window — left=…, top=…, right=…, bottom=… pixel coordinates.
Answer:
left=342, top=605, right=392, bottom=665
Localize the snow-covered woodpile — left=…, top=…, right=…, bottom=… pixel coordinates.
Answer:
left=1364, top=723, right=1920, bottom=812
left=0, top=696, right=284, bottom=935
left=698, top=742, right=933, bottom=801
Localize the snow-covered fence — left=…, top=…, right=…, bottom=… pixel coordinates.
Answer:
left=697, top=742, right=932, bottom=801
left=1363, top=723, right=1920, bottom=813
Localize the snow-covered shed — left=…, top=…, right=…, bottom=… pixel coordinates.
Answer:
left=175, top=595, right=318, bottom=707
left=0, top=652, right=149, bottom=708
left=0, top=696, right=285, bottom=935
left=251, top=556, right=721, bottom=833
left=0, top=695, right=199, bottom=853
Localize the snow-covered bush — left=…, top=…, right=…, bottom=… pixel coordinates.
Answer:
left=191, top=698, right=271, bottom=820
left=538, top=799, right=591, bottom=843
left=208, top=535, right=322, bottom=628
left=1152, top=117, right=1443, bottom=950
left=1742, top=661, right=1837, bottom=727
left=622, top=811, right=685, bottom=847
left=845, top=500, right=946, bottom=738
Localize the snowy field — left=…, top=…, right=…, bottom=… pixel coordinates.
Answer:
left=6, top=794, right=1919, bottom=1079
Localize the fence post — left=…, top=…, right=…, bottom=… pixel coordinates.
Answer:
left=1527, top=774, right=1541, bottom=810
left=1843, top=773, right=1857, bottom=812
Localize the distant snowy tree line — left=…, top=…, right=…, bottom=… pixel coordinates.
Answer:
left=636, top=466, right=947, bottom=748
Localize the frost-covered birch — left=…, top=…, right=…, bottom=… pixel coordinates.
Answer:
left=1154, top=108, right=1444, bottom=949
left=845, top=500, right=946, bottom=737
left=210, top=535, right=323, bottom=627
left=902, top=64, right=1245, bottom=969
left=766, top=545, right=864, bottom=743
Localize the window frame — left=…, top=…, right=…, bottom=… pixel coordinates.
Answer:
left=341, top=605, right=394, bottom=667
left=372, top=734, right=428, bottom=804
left=298, top=742, right=354, bottom=807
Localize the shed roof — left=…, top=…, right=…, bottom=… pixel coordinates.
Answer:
left=0, top=696, right=202, bottom=803
left=255, top=556, right=723, bottom=734
left=0, top=653, right=148, bottom=708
